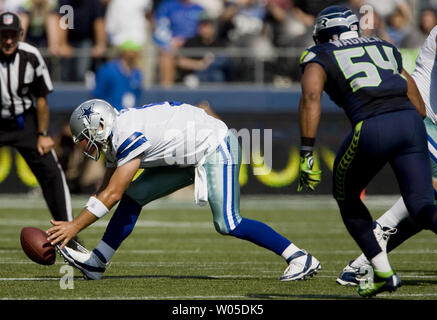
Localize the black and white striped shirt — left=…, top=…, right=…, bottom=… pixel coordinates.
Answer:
left=0, top=42, right=53, bottom=119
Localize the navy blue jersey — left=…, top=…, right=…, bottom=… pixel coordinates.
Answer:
left=300, top=37, right=416, bottom=125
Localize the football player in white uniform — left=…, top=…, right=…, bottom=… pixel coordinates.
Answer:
left=337, top=25, right=437, bottom=286
left=47, top=99, right=321, bottom=281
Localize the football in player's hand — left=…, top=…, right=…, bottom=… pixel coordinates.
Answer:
left=20, top=227, right=56, bottom=265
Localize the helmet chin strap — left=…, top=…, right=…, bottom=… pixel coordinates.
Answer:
left=101, top=141, right=109, bottom=153
left=339, top=31, right=359, bottom=40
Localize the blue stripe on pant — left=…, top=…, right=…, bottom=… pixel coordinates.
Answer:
left=206, top=132, right=292, bottom=258
left=427, top=134, right=437, bottom=168
left=424, top=117, right=437, bottom=178
left=218, top=143, right=231, bottom=232
left=227, top=139, right=237, bottom=229
left=208, top=136, right=241, bottom=234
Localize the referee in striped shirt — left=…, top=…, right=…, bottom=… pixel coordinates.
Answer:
left=0, top=11, right=72, bottom=222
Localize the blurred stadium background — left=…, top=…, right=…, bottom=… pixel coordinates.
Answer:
left=1, top=0, right=437, bottom=302
left=2, top=0, right=435, bottom=196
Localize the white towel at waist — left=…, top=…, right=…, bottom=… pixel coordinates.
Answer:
left=194, top=158, right=208, bottom=206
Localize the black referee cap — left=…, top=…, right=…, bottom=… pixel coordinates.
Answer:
left=0, top=11, right=22, bottom=32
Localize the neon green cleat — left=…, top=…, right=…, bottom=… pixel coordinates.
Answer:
left=357, top=270, right=402, bottom=297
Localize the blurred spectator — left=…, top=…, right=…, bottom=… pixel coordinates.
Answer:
left=191, top=0, right=223, bottom=19
left=392, top=10, right=427, bottom=49
left=105, top=0, right=153, bottom=48
left=2, top=0, right=28, bottom=12
left=264, top=0, right=311, bottom=84
left=419, top=7, right=437, bottom=36
left=220, top=0, right=267, bottom=47
left=364, top=0, right=412, bottom=22
left=18, top=0, right=59, bottom=53
left=399, top=7, right=436, bottom=74
left=348, top=0, right=366, bottom=16
left=220, top=0, right=276, bottom=82
left=356, top=3, right=391, bottom=41
left=152, top=0, right=206, bottom=87
left=265, top=0, right=309, bottom=47
left=292, top=0, right=346, bottom=27
left=56, top=0, right=106, bottom=82
left=359, top=0, right=411, bottom=43
left=93, top=40, right=143, bottom=111
left=176, top=13, right=231, bottom=86
left=386, top=7, right=412, bottom=47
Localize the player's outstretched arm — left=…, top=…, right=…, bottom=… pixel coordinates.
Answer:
left=47, top=157, right=142, bottom=248
left=299, top=62, right=325, bottom=139
left=297, top=63, right=325, bottom=191
left=402, top=69, right=426, bottom=118
left=95, top=167, right=117, bottom=196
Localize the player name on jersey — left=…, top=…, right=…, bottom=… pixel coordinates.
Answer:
left=331, top=36, right=382, bottom=48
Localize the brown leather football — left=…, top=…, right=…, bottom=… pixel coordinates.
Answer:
left=20, top=227, right=56, bottom=265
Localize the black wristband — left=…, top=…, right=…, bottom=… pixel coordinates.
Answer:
left=37, top=131, right=48, bottom=137
left=301, top=137, right=315, bottom=147
left=300, top=137, right=315, bottom=156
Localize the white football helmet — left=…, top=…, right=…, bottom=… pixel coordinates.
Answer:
left=313, top=5, right=359, bottom=44
left=69, top=99, right=118, bottom=161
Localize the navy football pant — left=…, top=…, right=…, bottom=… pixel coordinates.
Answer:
left=333, top=110, right=437, bottom=261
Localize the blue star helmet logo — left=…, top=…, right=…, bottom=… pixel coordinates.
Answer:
left=78, top=103, right=95, bottom=122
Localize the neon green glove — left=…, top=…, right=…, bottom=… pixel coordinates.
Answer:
left=297, top=153, right=322, bottom=191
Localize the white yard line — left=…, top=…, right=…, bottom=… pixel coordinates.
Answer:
left=1, top=295, right=248, bottom=300
left=3, top=293, right=437, bottom=300
left=0, top=277, right=63, bottom=281
left=5, top=248, right=435, bottom=255
left=0, top=194, right=401, bottom=210
left=1, top=272, right=436, bottom=281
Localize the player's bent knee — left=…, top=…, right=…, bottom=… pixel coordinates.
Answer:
left=213, top=220, right=232, bottom=235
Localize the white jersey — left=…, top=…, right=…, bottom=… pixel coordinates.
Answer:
left=105, top=101, right=228, bottom=168
left=412, top=25, right=437, bottom=123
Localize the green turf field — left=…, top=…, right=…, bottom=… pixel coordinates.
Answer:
left=0, top=194, right=436, bottom=300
